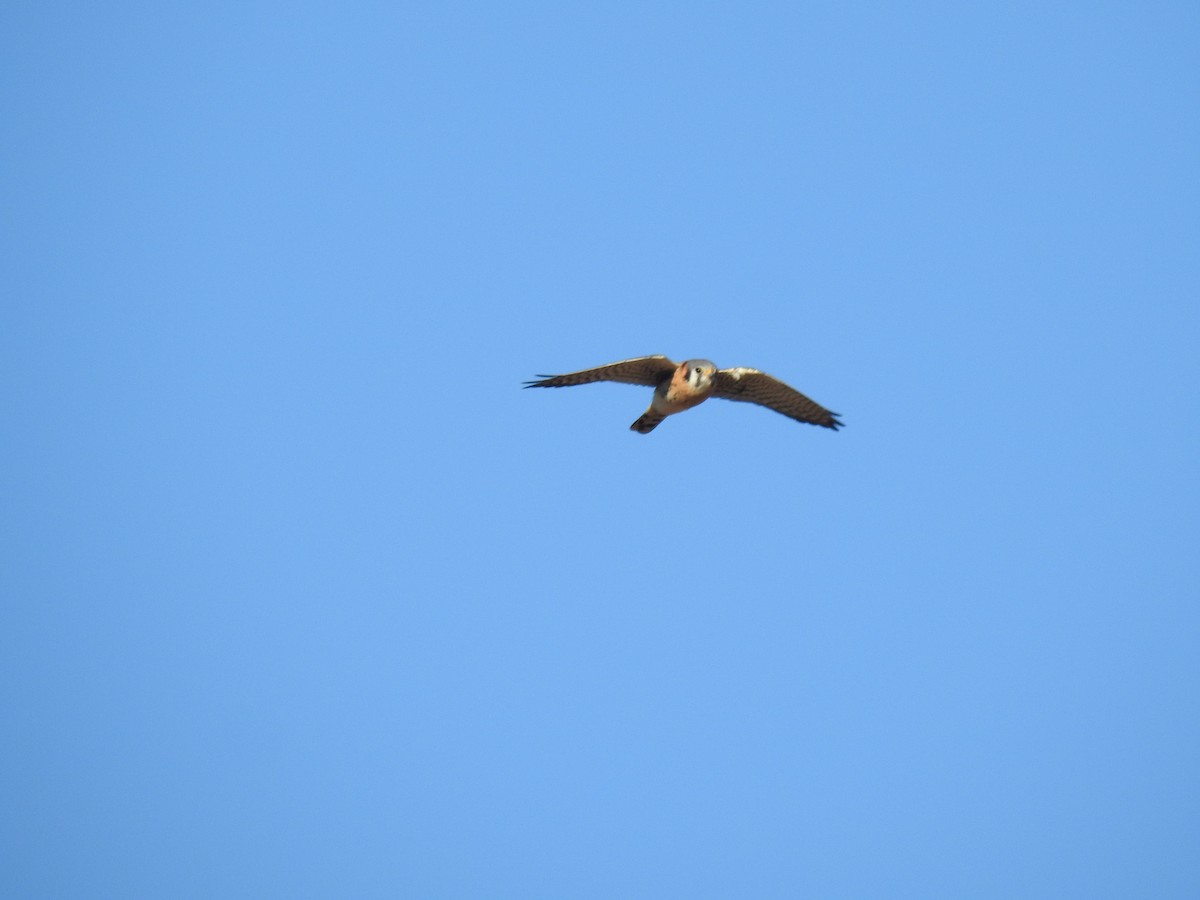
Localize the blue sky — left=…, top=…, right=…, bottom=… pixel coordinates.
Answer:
left=2, top=2, right=1198, bottom=897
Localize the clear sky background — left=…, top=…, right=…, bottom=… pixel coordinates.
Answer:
left=2, top=3, right=1198, bottom=897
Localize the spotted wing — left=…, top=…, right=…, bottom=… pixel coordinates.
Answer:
left=713, top=367, right=843, bottom=430
left=524, top=355, right=677, bottom=389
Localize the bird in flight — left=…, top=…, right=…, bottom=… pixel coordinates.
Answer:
left=524, top=355, right=843, bottom=434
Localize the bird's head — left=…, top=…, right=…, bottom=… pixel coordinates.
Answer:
left=682, top=359, right=718, bottom=390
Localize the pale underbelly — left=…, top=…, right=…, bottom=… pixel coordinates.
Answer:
left=653, top=387, right=711, bottom=415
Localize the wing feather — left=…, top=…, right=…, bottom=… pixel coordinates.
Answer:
left=712, top=367, right=842, bottom=430
left=524, top=355, right=677, bottom=389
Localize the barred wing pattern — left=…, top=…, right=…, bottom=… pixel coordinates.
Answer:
left=523, top=355, right=677, bottom=389
left=713, top=367, right=842, bottom=430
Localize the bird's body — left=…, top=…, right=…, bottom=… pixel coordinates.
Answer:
left=524, top=355, right=842, bottom=434
left=629, top=359, right=719, bottom=432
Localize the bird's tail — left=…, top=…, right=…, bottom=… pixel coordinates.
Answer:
left=630, top=409, right=665, bottom=434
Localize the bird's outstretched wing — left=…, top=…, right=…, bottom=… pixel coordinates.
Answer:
left=524, top=356, right=677, bottom=389
left=712, top=367, right=843, bottom=429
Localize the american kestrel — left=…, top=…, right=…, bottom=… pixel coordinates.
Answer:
left=524, top=355, right=843, bottom=434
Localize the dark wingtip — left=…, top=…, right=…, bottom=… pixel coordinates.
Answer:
left=825, top=412, right=844, bottom=431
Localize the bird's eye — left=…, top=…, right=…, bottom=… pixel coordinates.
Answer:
left=694, top=367, right=701, bottom=374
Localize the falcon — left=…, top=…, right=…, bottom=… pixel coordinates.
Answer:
left=524, top=355, right=843, bottom=434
